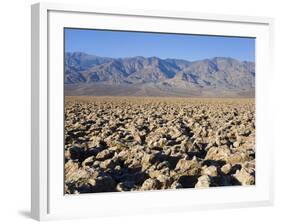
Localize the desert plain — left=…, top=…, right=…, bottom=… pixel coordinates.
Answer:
left=64, top=96, right=255, bottom=194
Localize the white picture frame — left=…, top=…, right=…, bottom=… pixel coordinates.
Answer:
left=31, top=2, right=275, bottom=221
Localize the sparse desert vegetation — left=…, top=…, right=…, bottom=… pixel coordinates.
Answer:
left=64, top=96, right=255, bottom=194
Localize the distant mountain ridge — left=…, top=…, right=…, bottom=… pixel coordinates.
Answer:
left=65, top=52, right=255, bottom=97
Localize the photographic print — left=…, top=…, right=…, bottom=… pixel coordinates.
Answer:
left=64, top=28, right=255, bottom=194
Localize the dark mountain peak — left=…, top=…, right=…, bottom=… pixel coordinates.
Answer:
left=211, top=57, right=242, bottom=67
left=131, top=56, right=146, bottom=61
left=165, top=58, right=190, bottom=63
left=67, top=51, right=97, bottom=59
left=188, top=59, right=218, bottom=74
left=212, top=56, right=236, bottom=61
left=65, top=52, right=255, bottom=96
left=65, top=52, right=113, bottom=71
left=146, top=56, right=161, bottom=64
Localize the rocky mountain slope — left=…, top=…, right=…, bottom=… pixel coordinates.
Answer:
left=65, top=52, right=255, bottom=97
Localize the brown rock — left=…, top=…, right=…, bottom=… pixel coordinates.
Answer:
left=99, top=159, right=116, bottom=170
left=85, top=175, right=116, bottom=192
left=96, top=149, right=114, bottom=161
left=141, top=153, right=156, bottom=169
left=82, top=156, right=95, bottom=167
left=234, top=168, right=255, bottom=185
left=157, top=174, right=173, bottom=189
left=201, top=165, right=217, bottom=177
left=65, top=160, right=89, bottom=183
left=195, top=175, right=211, bottom=188
left=233, top=141, right=240, bottom=148
left=141, top=178, right=160, bottom=191
left=175, top=159, right=200, bottom=176
left=228, top=152, right=250, bottom=165
left=205, top=145, right=231, bottom=162
left=221, top=164, right=232, bottom=174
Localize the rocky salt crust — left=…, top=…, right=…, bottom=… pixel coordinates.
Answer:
left=64, top=96, right=255, bottom=194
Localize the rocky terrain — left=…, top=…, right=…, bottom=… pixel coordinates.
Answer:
left=65, top=52, right=255, bottom=97
left=64, top=96, right=255, bottom=194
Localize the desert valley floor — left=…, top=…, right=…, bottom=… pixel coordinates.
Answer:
left=64, top=96, right=255, bottom=194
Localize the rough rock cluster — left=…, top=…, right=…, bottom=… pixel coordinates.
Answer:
left=64, top=96, right=255, bottom=194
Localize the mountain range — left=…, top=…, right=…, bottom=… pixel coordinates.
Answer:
left=65, top=52, right=255, bottom=97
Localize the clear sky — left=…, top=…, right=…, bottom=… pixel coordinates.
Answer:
left=65, top=28, right=255, bottom=62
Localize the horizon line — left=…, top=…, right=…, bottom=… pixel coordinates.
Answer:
left=65, top=51, right=255, bottom=63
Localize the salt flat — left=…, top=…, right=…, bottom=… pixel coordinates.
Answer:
left=64, top=96, right=255, bottom=194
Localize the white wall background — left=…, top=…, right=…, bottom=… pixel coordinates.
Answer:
left=0, top=0, right=279, bottom=223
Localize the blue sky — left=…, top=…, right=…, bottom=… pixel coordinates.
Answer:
left=65, top=28, right=255, bottom=62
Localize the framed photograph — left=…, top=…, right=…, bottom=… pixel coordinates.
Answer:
left=31, top=2, right=274, bottom=221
